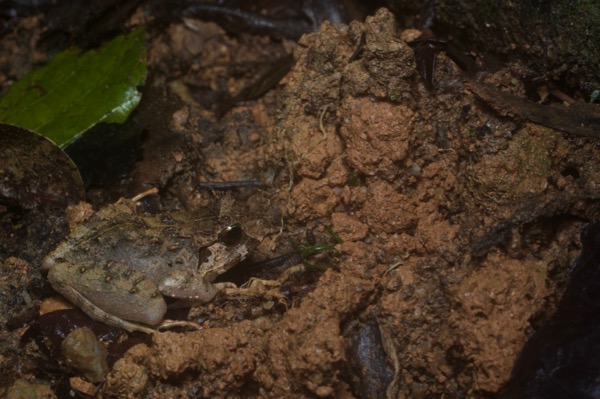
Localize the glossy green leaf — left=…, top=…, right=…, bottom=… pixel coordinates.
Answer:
left=0, top=27, right=146, bottom=147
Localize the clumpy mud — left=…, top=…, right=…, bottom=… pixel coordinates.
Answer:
left=2, top=6, right=600, bottom=399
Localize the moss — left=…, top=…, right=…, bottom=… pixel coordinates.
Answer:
left=427, top=0, right=599, bottom=94
left=473, top=124, right=555, bottom=199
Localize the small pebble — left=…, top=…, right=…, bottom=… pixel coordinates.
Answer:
left=61, top=326, right=109, bottom=383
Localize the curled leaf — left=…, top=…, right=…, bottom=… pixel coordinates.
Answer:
left=0, top=123, right=84, bottom=209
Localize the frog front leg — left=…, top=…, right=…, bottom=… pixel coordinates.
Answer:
left=158, top=269, right=237, bottom=307
left=47, top=260, right=167, bottom=334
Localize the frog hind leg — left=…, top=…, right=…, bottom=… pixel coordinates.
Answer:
left=48, top=260, right=167, bottom=332
left=50, top=283, right=158, bottom=334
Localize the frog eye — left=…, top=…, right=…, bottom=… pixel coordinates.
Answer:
left=219, top=224, right=244, bottom=246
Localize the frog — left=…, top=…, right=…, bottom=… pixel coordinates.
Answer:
left=42, top=195, right=265, bottom=334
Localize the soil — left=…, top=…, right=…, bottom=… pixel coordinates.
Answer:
left=1, top=5, right=600, bottom=399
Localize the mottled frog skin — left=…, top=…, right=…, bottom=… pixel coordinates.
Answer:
left=42, top=198, right=257, bottom=333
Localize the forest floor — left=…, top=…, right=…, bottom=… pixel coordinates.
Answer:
left=1, top=5, right=599, bottom=399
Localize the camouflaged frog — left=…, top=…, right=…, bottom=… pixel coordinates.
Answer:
left=42, top=197, right=265, bottom=334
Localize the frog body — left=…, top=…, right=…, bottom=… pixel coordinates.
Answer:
left=42, top=198, right=253, bottom=333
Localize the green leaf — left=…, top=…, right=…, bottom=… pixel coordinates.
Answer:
left=0, top=27, right=147, bottom=147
